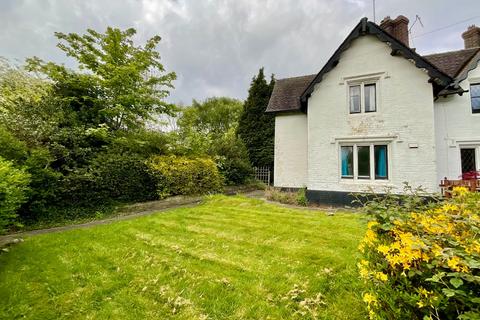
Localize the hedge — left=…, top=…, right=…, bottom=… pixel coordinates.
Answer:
left=0, top=157, right=31, bottom=232
left=147, top=155, right=223, bottom=198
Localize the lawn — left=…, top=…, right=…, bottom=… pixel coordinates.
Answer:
left=0, top=196, right=366, bottom=319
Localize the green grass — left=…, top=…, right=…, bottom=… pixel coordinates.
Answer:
left=0, top=196, right=366, bottom=319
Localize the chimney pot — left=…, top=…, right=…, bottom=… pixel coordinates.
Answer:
left=462, top=25, right=480, bottom=49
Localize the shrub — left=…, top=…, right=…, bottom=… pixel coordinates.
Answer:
left=296, top=187, right=308, bottom=207
left=265, top=187, right=308, bottom=206
left=110, top=130, right=170, bottom=158
left=54, top=152, right=158, bottom=207
left=0, top=126, right=29, bottom=162
left=211, top=131, right=253, bottom=185
left=358, top=186, right=480, bottom=320
left=0, top=157, right=31, bottom=232
left=147, top=155, right=223, bottom=198
left=91, top=151, right=158, bottom=202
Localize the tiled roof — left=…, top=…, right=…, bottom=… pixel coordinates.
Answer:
left=265, top=74, right=316, bottom=113
left=423, top=48, right=480, bottom=78
left=266, top=48, right=480, bottom=114
left=266, top=18, right=468, bottom=114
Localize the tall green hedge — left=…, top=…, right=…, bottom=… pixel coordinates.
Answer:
left=147, top=155, right=223, bottom=198
left=0, top=157, right=31, bottom=232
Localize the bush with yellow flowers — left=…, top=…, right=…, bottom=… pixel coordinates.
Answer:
left=357, top=185, right=480, bottom=320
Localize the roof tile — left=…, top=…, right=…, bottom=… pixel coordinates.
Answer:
left=266, top=74, right=315, bottom=112
left=423, top=48, right=480, bottom=78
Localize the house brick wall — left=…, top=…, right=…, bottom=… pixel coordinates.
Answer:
left=307, top=35, right=438, bottom=193
left=435, top=60, right=480, bottom=181
left=274, top=113, right=308, bottom=188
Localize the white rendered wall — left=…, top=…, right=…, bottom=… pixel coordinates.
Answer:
left=307, top=35, right=438, bottom=193
left=435, top=61, right=480, bottom=182
left=274, top=113, right=308, bottom=188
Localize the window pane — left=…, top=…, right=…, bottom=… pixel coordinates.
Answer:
left=357, top=146, right=370, bottom=179
left=472, top=97, right=480, bottom=112
left=365, top=84, right=376, bottom=112
left=341, top=146, right=353, bottom=178
left=461, top=148, right=476, bottom=173
left=349, top=85, right=360, bottom=113
left=471, top=84, right=480, bottom=98
left=374, top=145, right=388, bottom=179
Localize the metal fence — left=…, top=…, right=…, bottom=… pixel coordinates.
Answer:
left=253, top=166, right=271, bottom=186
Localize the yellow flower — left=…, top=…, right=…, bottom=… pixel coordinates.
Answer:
left=447, top=256, right=468, bottom=272
left=441, top=203, right=459, bottom=212
left=358, top=242, right=365, bottom=253
left=374, top=272, right=388, bottom=282
left=367, top=221, right=379, bottom=229
left=363, top=292, right=377, bottom=305
left=363, top=229, right=377, bottom=245
left=465, top=241, right=480, bottom=255
left=376, top=244, right=390, bottom=255
left=418, top=287, right=432, bottom=297
left=452, top=186, right=469, bottom=197
left=431, top=244, right=443, bottom=257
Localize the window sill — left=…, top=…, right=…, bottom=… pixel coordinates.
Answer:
left=339, top=178, right=392, bottom=185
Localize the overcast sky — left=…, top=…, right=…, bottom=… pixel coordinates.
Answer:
left=1, top=0, right=479, bottom=104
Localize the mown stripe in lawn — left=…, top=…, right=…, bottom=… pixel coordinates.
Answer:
left=0, top=195, right=367, bottom=320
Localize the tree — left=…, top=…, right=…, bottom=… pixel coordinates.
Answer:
left=26, top=27, right=176, bottom=131
left=174, top=97, right=253, bottom=184
left=178, top=97, right=243, bottom=139
left=0, top=157, right=31, bottom=232
left=237, top=68, right=275, bottom=167
left=0, top=60, right=63, bottom=146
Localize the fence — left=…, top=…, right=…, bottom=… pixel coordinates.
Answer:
left=253, top=166, right=271, bottom=186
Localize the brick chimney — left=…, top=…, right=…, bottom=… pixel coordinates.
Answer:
left=380, top=15, right=410, bottom=46
left=462, top=25, right=480, bottom=49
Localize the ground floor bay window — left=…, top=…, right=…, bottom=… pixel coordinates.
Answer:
left=341, top=144, right=388, bottom=180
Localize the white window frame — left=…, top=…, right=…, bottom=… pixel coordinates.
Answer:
left=339, top=143, right=390, bottom=182
left=470, top=83, right=480, bottom=114
left=346, top=77, right=380, bottom=116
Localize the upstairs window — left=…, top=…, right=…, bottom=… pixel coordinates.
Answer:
left=349, top=85, right=361, bottom=113
left=349, top=82, right=377, bottom=114
left=364, top=84, right=376, bottom=112
left=471, top=84, right=480, bottom=113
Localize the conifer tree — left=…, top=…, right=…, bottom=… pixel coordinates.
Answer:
left=237, top=68, right=275, bottom=168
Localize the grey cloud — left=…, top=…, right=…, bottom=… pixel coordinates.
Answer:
left=1, top=0, right=479, bottom=104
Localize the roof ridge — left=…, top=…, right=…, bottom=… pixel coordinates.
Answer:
left=423, top=47, right=480, bottom=58
left=277, top=74, right=316, bottom=81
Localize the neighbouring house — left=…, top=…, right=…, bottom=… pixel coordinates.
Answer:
left=266, top=16, right=480, bottom=204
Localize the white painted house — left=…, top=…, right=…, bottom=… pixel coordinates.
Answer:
left=266, top=16, right=480, bottom=204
